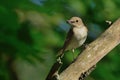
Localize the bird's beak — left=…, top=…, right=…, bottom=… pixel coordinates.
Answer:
left=66, top=20, right=74, bottom=24
left=66, top=20, right=70, bottom=24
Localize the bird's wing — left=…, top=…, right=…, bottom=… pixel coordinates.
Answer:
left=57, top=28, right=73, bottom=57
left=62, top=28, right=73, bottom=51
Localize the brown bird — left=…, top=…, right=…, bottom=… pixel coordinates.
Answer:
left=58, top=17, right=88, bottom=58
left=46, top=17, right=88, bottom=80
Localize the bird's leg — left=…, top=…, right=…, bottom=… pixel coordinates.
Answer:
left=72, top=49, right=75, bottom=60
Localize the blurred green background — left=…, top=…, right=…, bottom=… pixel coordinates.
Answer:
left=0, top=0, right=120, bottom=80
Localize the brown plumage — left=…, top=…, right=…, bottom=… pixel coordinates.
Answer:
left=58, top=17, right=88, bottom=57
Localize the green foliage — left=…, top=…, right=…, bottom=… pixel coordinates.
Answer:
left=0, top=0, right=120, bottom=80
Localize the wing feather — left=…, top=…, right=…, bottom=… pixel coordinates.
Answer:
left=57, top=28, right=73, bottom=57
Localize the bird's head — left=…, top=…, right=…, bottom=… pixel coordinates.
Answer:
left=67, top=17, right=83, bottom=27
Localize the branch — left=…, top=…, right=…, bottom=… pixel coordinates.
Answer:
left=59, top=18, right=120, bottom=80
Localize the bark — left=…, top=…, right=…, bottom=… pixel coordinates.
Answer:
left=59, top=18, right=120, bottom=80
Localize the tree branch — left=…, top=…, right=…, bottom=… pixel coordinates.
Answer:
left=59, top=18, right=120, bottom=80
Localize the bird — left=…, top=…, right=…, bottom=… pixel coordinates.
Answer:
left=46, top=17, right=88, bottom=80
left=57, top=17, right=88, bottom=58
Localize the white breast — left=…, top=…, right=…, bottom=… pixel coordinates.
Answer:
left=73, top=26, right=87, bottom=46
left=66, top=26, right=87, bottom=51
left=73, top=27, right=87, bottom=40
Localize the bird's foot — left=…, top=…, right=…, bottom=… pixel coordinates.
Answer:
left=82, top=43, right=89, bottom=50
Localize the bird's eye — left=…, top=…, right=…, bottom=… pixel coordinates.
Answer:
left=76, top=20, right=78, bottom=22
